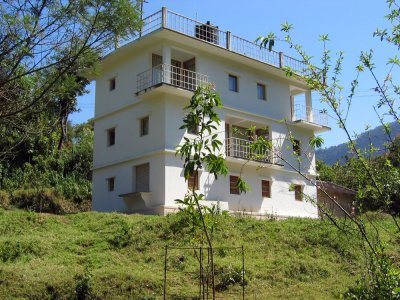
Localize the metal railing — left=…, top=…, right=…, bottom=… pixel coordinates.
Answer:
left=140, top=10, right=163, bottom=37
left=137, top=63, right=209, bottom=93
left=226, top=137, right=279, bottom=164
left=128, top=8, right=314, bottom=77
left=292, top=104, right=329, bottom=127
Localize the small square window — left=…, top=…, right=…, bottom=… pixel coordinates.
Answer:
left=109, top=78, right=116, bottom=91
left=140, top=116, right=149, bottom=136
left=257, top=83, right=266, bottom=100
left=229, top=75, right=238, bottom=92
left=107, top=128, right=115, bottom=146
left=107, top=177, right=115, bottom=192
left=261, top=180, right=271, bottom=198
left=293, top=139, right=301, bottom=156
left=294, top=185, right=303, bottom=201
left=187, top=125, right=199, bottom=135
left=188, top=171, right=199, bottom=191
left=230, top=175, right=240, bottom=195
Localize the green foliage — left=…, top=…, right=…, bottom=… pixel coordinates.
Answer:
left=317, top=135, right=400, bottom=215
left=176, top=85, right=229, bottom=244
left=215, top=265, right=246, bottom=292
left=341, top=253, right=400, bottom=300
left=0, top=120, right=93, bottom=209
left=0, top=190, right=9, bottom=209
left=9, top=189, right=87, bottom=214
left=310, top=135, right=324, bottom=148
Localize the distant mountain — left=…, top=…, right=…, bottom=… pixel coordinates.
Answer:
left=316, top=122, right=400, bottom=165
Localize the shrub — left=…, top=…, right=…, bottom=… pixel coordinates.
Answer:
left=10, top=189, right=76, bottom=214
left=215, top=265, right=246, bottom=292
left=0, top=190, right=9, bottom=208
left=341, top=254, right=400, bottom=300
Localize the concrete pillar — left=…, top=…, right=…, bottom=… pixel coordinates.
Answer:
left=226, top=31, right=231, bottom=50
left=305, top=91, right=313, bottom=123
left=279, top=52, right=284, bottom=68
left=162, top=7, right=167, bottom=28
left=162, top=45, right=171, bottom=84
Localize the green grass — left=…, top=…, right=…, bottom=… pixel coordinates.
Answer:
left=0, top=209, right=398, bottom=299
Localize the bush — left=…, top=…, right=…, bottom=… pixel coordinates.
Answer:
left=341, top=254, right=400, bottom=300
left=10, top=189, right=77, bottom=214
left=0, top=190, right=9, bottom=208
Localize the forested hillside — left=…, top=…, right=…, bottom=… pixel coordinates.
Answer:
left=316, top=122, right=400, bottom=165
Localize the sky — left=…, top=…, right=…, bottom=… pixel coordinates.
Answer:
left=71, top=0, right=398, bottom=148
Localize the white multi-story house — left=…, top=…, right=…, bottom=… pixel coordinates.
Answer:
left=91, top=8, right=330, bottom=218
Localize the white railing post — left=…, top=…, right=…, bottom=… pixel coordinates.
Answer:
left=162, top=7, right=167, bottom=28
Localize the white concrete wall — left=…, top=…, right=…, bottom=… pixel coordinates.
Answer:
left=163, top=153, right=318, bottom=218
left=92, top=154, right=166, bottom=212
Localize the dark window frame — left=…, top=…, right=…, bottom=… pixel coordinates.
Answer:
left=107, top=177, right=115, bottom=192
left=228, top=74, right=238, bottom=92
left=187, top=125, right=199, bottom=135
left=257, top=83, right=266, bottom=100
left=261, top=180, right=271, bottom=198
left=294, top=185, right=303, bottom=201
left=230, top=175, right=240, bottom=195
left=140, top=116, right=149, bottom=136
left=109, top=77, right=116, bottom=91
left=107, top=128, right=115, bottom=146
left=293, top=139, right=301, bottom=156
left=188, top=170, right=199, bottom=191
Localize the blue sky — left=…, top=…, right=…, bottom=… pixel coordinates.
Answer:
left=71, top=0, right=398, bottom=148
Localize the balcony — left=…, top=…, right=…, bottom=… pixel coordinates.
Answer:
left=136, top=63, right=209, bottom=94
left=292, top=104, right=329, bottom=131
left=225, top=137, right=282, bottom=166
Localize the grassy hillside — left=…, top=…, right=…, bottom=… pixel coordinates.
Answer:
left=0, top=209, right=398, bottom=299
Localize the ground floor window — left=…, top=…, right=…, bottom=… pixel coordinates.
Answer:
left=188, top=171, right=199, bottom=191
left=230, top=175, right=240, bottom=195
left=294, top=185, right=303, bottom=201
left=261, top=180, right=271, bottom=198
left=107, top=177, right=115, bottom=192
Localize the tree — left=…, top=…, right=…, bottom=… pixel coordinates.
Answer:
left=256, top=0, right=400, bottom=297
left=0, top=0, right=142, bottom=160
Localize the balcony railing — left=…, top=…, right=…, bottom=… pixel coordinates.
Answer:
left=225, top=137, right=281, bottom=165
left=136, top=63, right=209, bottom=94
left=121, top=8, right=317, bottom=78
left=292, top=104, right=329, bottom=127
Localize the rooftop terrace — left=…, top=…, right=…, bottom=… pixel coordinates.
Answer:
left=118, top=7, right=315, bottom=78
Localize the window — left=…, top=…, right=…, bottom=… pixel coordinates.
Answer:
left=136, top=163, right=150, bottom=192
left=109, top=78, right=116, bottom=91
left=294, top=185, right=303, bottom=201
left=107, top=128, right=115, bottom=146
left=188, top=171, right=199, bottom=191
left=228, top=74, right=238, bottom=92
left=107, top=177, right=115, bottom=192
left=140, top=116, right=149, bottom=136
left=293, top=139, right=301, bottom=156
left=187, top=125, right=199, bottom=135
left=230, top=175, right=240, bottom=195
left=261, top=180, right=271, bottom=198
left=257, top=83, right=266, bottom=100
